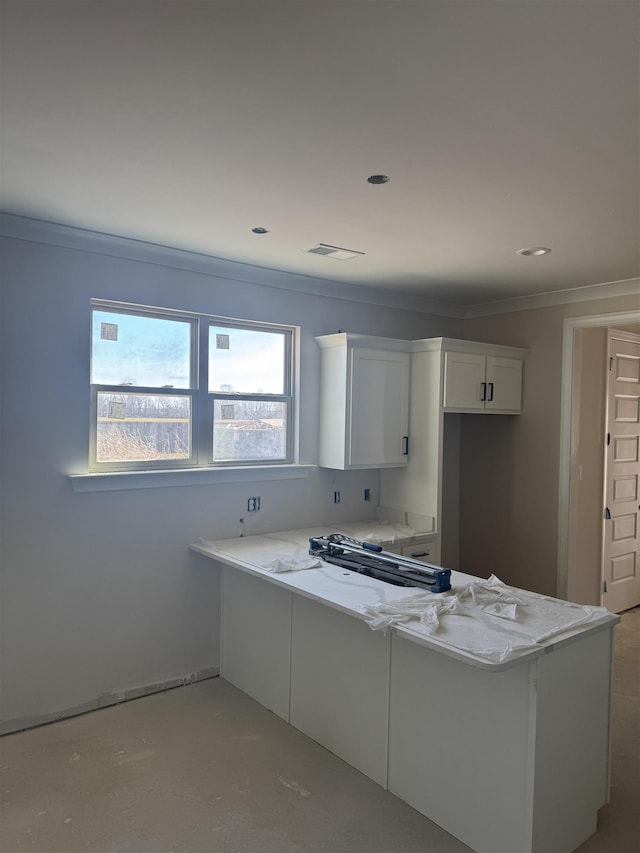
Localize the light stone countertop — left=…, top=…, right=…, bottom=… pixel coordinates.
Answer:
left=191, top=523, right=619, bottom=671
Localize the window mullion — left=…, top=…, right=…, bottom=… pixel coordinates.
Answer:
left=196, top=317, right=211, bottom=465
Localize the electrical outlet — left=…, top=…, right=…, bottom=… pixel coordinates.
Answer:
left=333, top=491, right=341, bottom=504
left=364, top=488, right=371, bottom=501
left=247, top=496, right=261, bottom=511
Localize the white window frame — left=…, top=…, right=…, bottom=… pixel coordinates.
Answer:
left=89, top=300, right=296, bottom=473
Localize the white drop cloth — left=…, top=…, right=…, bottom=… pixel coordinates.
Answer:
left=261, top=553, right=322, bottom=573
left=360, top=575, right=609, bottom=663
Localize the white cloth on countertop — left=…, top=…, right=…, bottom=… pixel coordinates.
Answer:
left=362, top=592, right=467, bottom=633
left=359, top=574, right=606, bottom=663
left=261, top=553, right=322, bottom=573
left=361, top=575, right=523, bottom=633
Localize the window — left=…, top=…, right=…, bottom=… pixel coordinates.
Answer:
left=90, top=301, right=295, bottom=472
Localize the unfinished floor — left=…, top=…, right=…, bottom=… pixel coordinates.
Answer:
left=1, top=608, right=638, bottom=853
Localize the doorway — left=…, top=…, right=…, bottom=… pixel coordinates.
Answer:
left=559, top=311, right=640, bottom=608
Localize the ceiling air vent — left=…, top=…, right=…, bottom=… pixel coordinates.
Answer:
left=306, top=244, right=365, bottom=260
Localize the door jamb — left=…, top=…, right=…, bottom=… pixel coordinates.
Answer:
left=557, top=309, right=640, bottom=601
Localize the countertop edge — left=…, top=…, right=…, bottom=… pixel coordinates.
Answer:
left=189, top=535, right=619, bottom=672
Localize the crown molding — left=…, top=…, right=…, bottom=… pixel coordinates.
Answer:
left=5, top=213, right=632, bottom=320
left=0, top=213, right=464, bottom=319
left=464, top=277, right=640, bottom=318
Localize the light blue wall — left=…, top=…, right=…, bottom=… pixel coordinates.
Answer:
left=0, top=229, right=461, bottom=731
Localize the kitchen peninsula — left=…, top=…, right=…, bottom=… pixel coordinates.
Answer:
left=191, top=523, right=619, bottom=853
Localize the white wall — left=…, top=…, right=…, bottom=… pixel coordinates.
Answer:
left=0, top=231, right=461, bottom=732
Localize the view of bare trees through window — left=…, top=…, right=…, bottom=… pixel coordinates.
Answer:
left=97, top=393, right=286, bottom=463
left=212, top=399, right=286, bottom=462
left=96, top=393, right=191, bottom=462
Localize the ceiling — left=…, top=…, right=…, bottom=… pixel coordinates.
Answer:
left=1, top=1, right=639, bottom=308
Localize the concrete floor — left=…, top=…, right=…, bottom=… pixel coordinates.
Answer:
left=1, top=608, right=638, bottom=853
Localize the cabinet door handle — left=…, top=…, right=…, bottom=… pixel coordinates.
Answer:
left=480, top=382, right=487, bottom=401
left=488, top=382, right=494, bottom=401
left=402, top=436, right=409, bottom=455
left=411, top=551, right=430, bottom=558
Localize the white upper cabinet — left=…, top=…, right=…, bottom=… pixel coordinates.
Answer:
left=350, top=347, right=410, bottom=467
left=443, top=344, right=525, bottom=414
left=485, top=355, right=523, bottom=411
left=316, top=334, right=410, bottom=469
left=442, top=351, right=486, bottom=410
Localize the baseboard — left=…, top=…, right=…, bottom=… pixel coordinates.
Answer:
left=0, top=666, right=220, bottom=736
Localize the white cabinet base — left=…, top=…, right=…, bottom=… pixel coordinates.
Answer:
left=389, top=634, right=536, bottom=853
left=386, top=535, right=440, bottom=565
left=222, top=570, right=614, bottom=853
left=290, top=596, right=391, bottom=787
left=388, top=629, right=613, bottom=853
left=198, top=534, right=616, bottom=853
left=221, top=567, right=291, bottom=721
left=530, top=629, right=611, bottom=852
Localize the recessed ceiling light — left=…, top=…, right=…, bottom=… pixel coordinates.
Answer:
left=516, top=246, right=551, bottom=256
left=251, top=226, right=269, bottom=234
left=367, top=174, right=389, bottom=185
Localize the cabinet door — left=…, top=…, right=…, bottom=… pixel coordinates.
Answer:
left=290, top=596, right=391, bottom=787
left=349, top=348, right=409, bottom=467
left=442, top=351, right=486, bottom=410
left=222, top=567, right=292, bottom=722
left=486, top=356, right=523, bottom=412
left=400, top=538, right=440, bottom=566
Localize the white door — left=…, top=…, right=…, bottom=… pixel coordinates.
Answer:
left=442, top=351, right=486, bottom=409
left=485, top=356, right=523, bottom=412
left=603, top=330, right=640, bottom=613
left=349, top=348, right=409, bottom=467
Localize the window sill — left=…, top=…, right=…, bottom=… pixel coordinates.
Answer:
left=68, top=464, right=315, bottom=493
